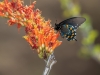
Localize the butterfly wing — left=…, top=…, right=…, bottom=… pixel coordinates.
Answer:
left=58, top=17, right=86, bottom=41
left=59, top=17, right=86, bottom=29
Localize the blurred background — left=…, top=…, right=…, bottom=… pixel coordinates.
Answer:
left=0, top=0, right=100, bottom=75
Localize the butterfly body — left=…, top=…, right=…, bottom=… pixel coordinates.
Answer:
left=54, top=17, right=86, bottom=41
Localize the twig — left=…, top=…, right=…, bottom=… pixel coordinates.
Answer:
left=43, top=52, right=57, bottom=75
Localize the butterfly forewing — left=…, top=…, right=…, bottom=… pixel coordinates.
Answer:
left=59, top=17, right=86, bottom=27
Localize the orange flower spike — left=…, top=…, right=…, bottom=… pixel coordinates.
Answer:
left=4, top=0, right=8, bottom=5
left=41, top=35, right=44, bottom=47
left=23, top=35, right=34, bottom=47
left=51, top=41, right=62, bottom=52
left=42, top=27, right=49, bottom=46
left=37, top=34, right=41, bottom=47
left=10, top=1, right=17, bottom=10
left=0, top=2, right=4, bottom=10
left=4, top=0, right=13, bottom=16
left=39, top=31, right=44, bottom=46
left=0, top=12, right=4, bottom=16
left=28, top=38, right=34, bottom=47
left=16, top=15, right=21, bottom=21
left=0, top=2, right=4, bottom=6
left=0, top=0, right=62, bottom=59
left=47, top=21, right=51, bottom=27
left=33, top=25, right=41, bottom=46
left=22, top=21, right=27, bottom=26
left=41, top=31, right=45, bottom=46
left=51, top=32, right=60, bottom=43
left=7, top=19, right=16, bottom=26
left=25, top=25, right=34, bottom=34
left=44, top=37, right=47, bottom=47
left=34, top=9, right=41, bottom=19
left=45, top=36, right=53, bottom=48
left=29, top=12, right=33, bottom=21
left=43, top=24, right=50, bottom=31
left=46, top=33, right=52, bottom=45
left=16, top=0, right=23, bottom=7
left=29, top=1, right=36, bottom=9
left=33, top=27, right=38, bottom=36
left=17, top=23, right=21, bottom=30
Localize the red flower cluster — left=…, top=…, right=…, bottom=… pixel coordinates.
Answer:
left=0, top=0, right=62, bottom=59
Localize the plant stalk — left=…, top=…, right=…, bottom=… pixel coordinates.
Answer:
left=43, top=52, right=57, bottom=75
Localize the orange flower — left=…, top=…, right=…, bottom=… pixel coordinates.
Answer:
left=0, top=0, right=62, bottom=59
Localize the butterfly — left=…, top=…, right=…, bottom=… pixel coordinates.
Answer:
left=54, top=17, right=86, bottom=41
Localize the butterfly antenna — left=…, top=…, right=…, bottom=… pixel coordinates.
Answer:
left=55, top=17, right=57, bottom=24
left=56, top=20, right=57, bottom=23
left=55, top=19, right=58, bottom=25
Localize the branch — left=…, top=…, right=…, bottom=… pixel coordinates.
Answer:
left=43, top=52, right=57, bottom=75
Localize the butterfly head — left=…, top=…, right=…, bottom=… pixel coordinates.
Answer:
left=54, top=23, right=61, bottom=31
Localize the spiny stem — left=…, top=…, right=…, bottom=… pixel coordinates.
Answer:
left=43, top=52, right=57, bottom=75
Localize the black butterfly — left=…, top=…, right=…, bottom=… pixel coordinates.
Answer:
left=54, top=17, right=86, bottom=41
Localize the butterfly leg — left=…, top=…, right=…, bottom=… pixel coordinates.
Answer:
left=75, top=39, right=77, bottom=41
